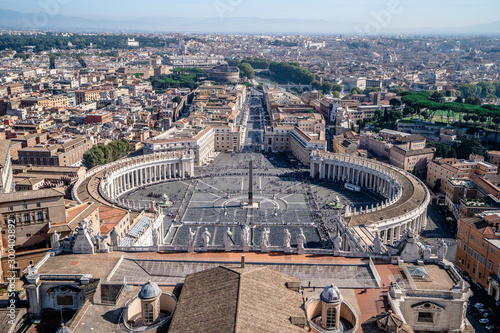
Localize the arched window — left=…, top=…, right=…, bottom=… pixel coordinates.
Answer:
left=326, top=308, right=337, bottom=329
left=37, top=211, right=43, bottom=221
left=143, top=303, right=154, bottom=324
left=24, top=213, right=30, bottom=223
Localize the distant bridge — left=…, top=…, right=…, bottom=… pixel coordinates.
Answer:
left=275, top=83, right=314, bottom=92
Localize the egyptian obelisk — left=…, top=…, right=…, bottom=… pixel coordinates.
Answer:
left=248, top=159, right=253, bottom=205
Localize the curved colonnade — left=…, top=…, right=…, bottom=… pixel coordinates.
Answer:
left=72, top=152, right=195, bottom=210
left=310, top=152, right=430, bottom=245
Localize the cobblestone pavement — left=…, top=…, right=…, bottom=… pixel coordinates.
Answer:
left=124, top=152, right=385, bottom=249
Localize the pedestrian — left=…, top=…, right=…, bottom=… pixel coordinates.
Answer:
left=382, top=281, right=386, bottom=288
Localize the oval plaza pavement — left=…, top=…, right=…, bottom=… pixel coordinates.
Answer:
left=72, top=148, right=429, bottom=254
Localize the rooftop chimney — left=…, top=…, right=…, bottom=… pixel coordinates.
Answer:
left=241, top=255, right=245, bottom=268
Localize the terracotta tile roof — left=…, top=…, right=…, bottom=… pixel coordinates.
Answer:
left=169, top=266, right=305, bottom=333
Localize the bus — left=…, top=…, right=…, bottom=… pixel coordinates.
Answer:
left=344, top=183, right=361, bottom=192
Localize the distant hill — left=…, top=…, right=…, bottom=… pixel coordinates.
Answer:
left=0, top=9, right=499, bottom=35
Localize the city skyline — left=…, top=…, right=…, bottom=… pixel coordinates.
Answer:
left=0, top=0, right=499, bottom=34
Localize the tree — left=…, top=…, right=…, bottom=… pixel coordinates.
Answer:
left=430, top=91, right=445, bottom=103
left=82, top=139, right=130, bottom=169
left=478, top=81, right=496, bottom=98
left=237, top=62, right=255, bottom=79
left=364, top=87, right=378, bottom=94
left=351, top=87, right=362, bottom=95
left=321, top=81, right=333, bottom=94
left=173, top=96, right=183, bottom=104
left=311, top=80, right=321, bottom=90
left=460, top=84, right=482, bottom=100
left=390, top=110, right=403, bottom=121
left=391, top=86, right=406, bottom=95
left=389, top=98, right=401, bottom=110
left=455, top=96, right=463, bottom=103
left=332, top=84, right=343, bottom=93
left=455, top=135, right=485, bottom=159
left=494, top=117, right=500, bottom=147
left=332, top=91, right=341, bottom=98
left=403, top=106, right=414, bottom=116
left=432, top=179, right=442, bottom=193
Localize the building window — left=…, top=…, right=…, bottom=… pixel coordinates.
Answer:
left=326, top=308, right=337, bottom=328
left=37, top=203, right=41, bottom=208
left=458, top=239, right=461, bottom=248
left=57, top=295, right=74, bottom=306
left=9, top=206, right=13, bottom=211
left=28, top=260, right=34, bottom=265
left=487, top=260, right=493, bottom=270
left=491, top=248, right=495, bottom=254
left=474, top=251, right=478, bottom=260
left=143, top=303, right=154, bottom=324
left=24, top=213, right=30, bottom=223
left=480, top=255, right=485, bottom=265
left=37, top=211, right=43, bottom=221
left=418, top=312, right=434, bottom=323
left=24, top=204, right=28, bottom=209
left=468, top=247, right=472, bottom=255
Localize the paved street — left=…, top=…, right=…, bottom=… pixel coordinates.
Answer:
left=419, top=203, right=457, bottom=262
left=242, top=91, right=266, bottom=152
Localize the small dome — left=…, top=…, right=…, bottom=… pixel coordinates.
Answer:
left=320, top=285, right=343, bottom=304
left=139, top=281, right=161, bottom=300
left=56, top=325, right=73, bottom=333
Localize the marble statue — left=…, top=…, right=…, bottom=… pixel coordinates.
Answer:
left=283, top=229, right=291, bottom=249
left=186, top=228, right=196, bottom=248
left=241, top=225, right=250, bottom=251
left=437, top=239, right=448, bottom=261
left=51, top=231, right=60, bottom=250
left=110, top=227, right=119, bottom=246
left=224, top=227, right=233, bottom=249
left=96, top=233, right=110, bottom=253
left=423, top=246, right=432, bottom=260
left=152, top=227, right=159, bottom=247
left=260, top=228, right=269, bottom=248
left=333, top=232, right=343, bottom=251
left=296, top=228, right=306, bottom=250
left=201, top=228, right=211, bottom=248
left=373, top=232, right=382, bottom=253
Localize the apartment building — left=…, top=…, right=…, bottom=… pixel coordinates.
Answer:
left=0, top=140, right=13, bottom=194
left=75, top=90, right=100, bottom=105
left=214, top=126, right=241, bottom=152
left=18, top=135, right=93, bottom=167
left=264, top=126, right=326, bottom=165
left=456, top=212, right=500, bottom=301
left=143, top=125, right=215, bottom=166
left=427, top=157, right=498, bottom=193
left=487, top=151, right=500, bottom=173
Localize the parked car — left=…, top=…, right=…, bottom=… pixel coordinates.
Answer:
left=480, top=318, right=490, bottom=324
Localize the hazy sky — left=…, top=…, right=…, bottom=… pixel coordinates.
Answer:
left=1, top=0, right=499, bottom=28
